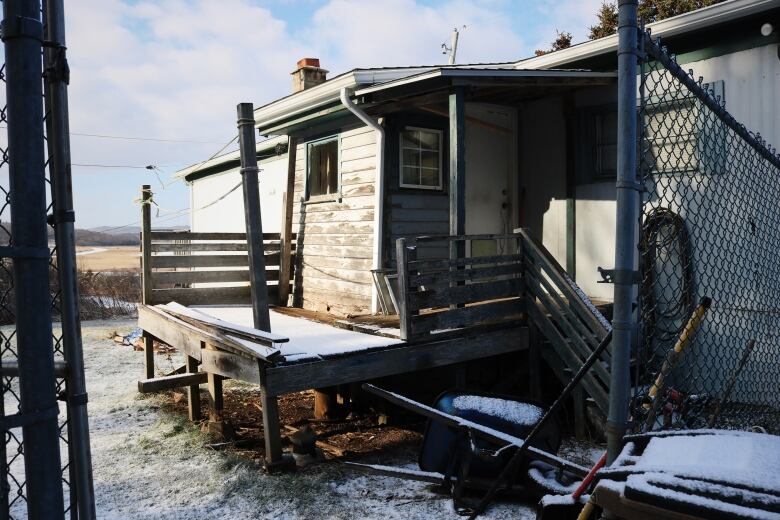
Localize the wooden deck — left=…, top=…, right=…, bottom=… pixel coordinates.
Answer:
left=138, top=302, right=528, bottom=468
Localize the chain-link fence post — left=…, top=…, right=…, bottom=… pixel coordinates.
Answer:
left=42, top=0, right=96, bottom=517
left=607, top=0, right=640, bottom=464
left=2, top=0, right=65, bottom=516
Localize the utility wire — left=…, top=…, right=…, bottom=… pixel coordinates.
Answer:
left=0, top=124, right=224, bottom=145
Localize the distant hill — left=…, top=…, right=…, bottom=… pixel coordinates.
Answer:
left=2, top=222, right=189, bottom=246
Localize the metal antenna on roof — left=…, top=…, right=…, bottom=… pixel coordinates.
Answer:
left=441, top=25, right=465, bottom=65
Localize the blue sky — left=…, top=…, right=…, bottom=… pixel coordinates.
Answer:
left=62, top=0, right=603, bottom=229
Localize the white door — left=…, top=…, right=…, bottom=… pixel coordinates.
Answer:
left=464, top=103, right=516, bottom=256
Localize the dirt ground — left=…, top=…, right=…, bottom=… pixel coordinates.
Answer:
left=79, top=319, right=602, bottom=519
left=76, top=245, right=140, bottom=271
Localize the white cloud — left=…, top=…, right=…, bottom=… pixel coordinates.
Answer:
left=58, top=0, right=601, bottom=227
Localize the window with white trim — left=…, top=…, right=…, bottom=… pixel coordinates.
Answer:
left=400, top=127, right=442, bottom=189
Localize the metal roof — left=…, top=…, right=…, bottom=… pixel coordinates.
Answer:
left=173, top=135, right=287, bottom=181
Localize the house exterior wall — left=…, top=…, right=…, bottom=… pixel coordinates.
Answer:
left=292, top=125, right=376, bottom=315
left=574, top=43, right=779, bottom=302
left=190, top=155, right=287, bottom=233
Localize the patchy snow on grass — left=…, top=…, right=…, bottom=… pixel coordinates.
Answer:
left=79, top=319, right=536, bottom=519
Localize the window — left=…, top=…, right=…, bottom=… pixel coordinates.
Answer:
left=306, top=136, right=339, bottom=200
left=642, top=80, right=725, bottom=176
left=577, top=107, right=618, bottom=181
left=400, top=127, right=442, bottom=189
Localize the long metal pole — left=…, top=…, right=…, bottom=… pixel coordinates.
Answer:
left=2, top=0, right=65, bottom=516
left=237, top=103, right=271, bottom=332
left=43, top=0, right=96, bottom=517
left=607, top=0, right=639, bottom=464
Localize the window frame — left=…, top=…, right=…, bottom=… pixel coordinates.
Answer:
left=398, top=126, right=444, bottom=191
left=305, top=134, right=341, bottom=203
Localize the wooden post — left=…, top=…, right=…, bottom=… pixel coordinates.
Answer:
left=140, top=184, right=152, bottom=305
left=564, top=95, right=576, bottom=280
left=278, top=136, right=298, bottom=306
left=395, top=238, right=415, bottom=340
left=449, top=87, right=466, bottom=239
left=573, top=386, right=587, bottom=440
left=143, top=331, right=155, bottom=380
left=186, top=354, right=201, bottom=422
left=259, top=365, right=284, bottom=469
left=237, top=103, right=271, bottom=331
left=449, top=87, right=466, bottom=311
left=528, top=323, right=542, bottom=401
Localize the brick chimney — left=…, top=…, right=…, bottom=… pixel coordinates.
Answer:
left=291, top=58, right=328, bottom=93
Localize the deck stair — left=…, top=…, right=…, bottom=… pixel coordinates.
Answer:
left=516, top=229, right=612, bottom=414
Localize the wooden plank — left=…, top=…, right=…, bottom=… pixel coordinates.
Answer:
left=151, top=231, right=247, bottom=241
left=410, top=299, right=523, bottom=336
left=526, top=303, right=609, bottom=412
left=186, top=354, right=202, bottom=422
left=526, top=272, right=611, bottom=387
left=141, top=185, right=153, bottom=304
left=152, top=269, right=252, bottom=287
left=138, top=305, right=206, bottom=359
left=161, top=303, right=288, bottom=347
left=200, top=348, right=261, bottom=384
left=151, top=254, right=249, bottom=269
left=151, top=242, right=252, bottom=253
left=409, top=278, right=523, bottom=310
left=265, top=326, right=528, bottom=395
left=149, top=286, right=253, bottom=306
left=408, top=253, right=522, bottom=272
left=408, top=263, right=522, bottom=288
left=518, top=228, right=610, bottom=339
left=524, top=255, right=607, bottom=358
left=137, top=372, right=208, bottom=393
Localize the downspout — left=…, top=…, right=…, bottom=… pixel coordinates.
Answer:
left=340, top=87, right=384, bottom=314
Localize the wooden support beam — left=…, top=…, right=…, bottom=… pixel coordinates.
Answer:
left=206, top=345, right=224, bottom=424
left=259, top=366, right=285, bottom=469
left=137, top=371, right=207, bottom=393
left=278, top=136, right=298, bottom=306
left=449, top=87, right=466, bottom=311
left=448, top=86, right=466, bottom=240
left=528, top=323, right=543, bottom=401
left=186, top=355, right=202, bottom=422
left=140, top=184, right=152, bottom=305
left=237, top=102, right=271, bottom=332
left=143, top=331, right=155, bottom=380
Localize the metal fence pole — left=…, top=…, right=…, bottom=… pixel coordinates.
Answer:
left=607, top=0, right=639, bottom=464
left=237, top=103, right=271, bottom=331
left=42, top=0, right=96, bottom=517
left=2, top=0, right=65, bottom=515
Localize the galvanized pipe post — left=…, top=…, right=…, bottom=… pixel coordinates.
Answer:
left=237, top=103, right=271, bottom=332
left=42, top=0, right=96, bottom=516
left=2, top=0, right=65, bottom=515
left=607, top=0, right=640, bottom=464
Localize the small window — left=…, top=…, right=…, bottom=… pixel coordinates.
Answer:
left=307, top=137, right=339, bottom=200
left=400, top=127, right=442, bottom=189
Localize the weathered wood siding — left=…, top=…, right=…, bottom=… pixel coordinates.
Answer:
left=292, top=125, right=376, bottom=315
left=384, top=112, right=450, bottom=265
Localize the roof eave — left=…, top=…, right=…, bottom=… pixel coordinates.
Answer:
left=514, top=0, right=780, bottom=69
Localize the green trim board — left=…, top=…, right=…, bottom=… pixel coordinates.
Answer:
left=184, top=145, right=288, bottom=183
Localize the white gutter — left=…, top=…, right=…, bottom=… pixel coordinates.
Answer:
left=339, top=87, right=384, bottom=314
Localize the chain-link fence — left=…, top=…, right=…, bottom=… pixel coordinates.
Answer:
left=631, top=29, right=780, bottom=434
left=0, top=0, right=94, bottom=518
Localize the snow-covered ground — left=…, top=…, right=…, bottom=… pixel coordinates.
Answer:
left=80, top=319, right=537, bottom=519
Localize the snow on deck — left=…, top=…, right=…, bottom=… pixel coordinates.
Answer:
left=191, top=306, right=404, bottom=363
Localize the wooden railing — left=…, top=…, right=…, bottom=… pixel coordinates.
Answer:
left=516, top=228, right=612, bottom=414
left=141, top=231, right=295, bottom=306
left=395, top=234, right=525, bottom=341
left=395, top=230, right=612, bottom=414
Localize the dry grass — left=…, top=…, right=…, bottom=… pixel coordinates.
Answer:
left=75, top=246, right=140, bottom=271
